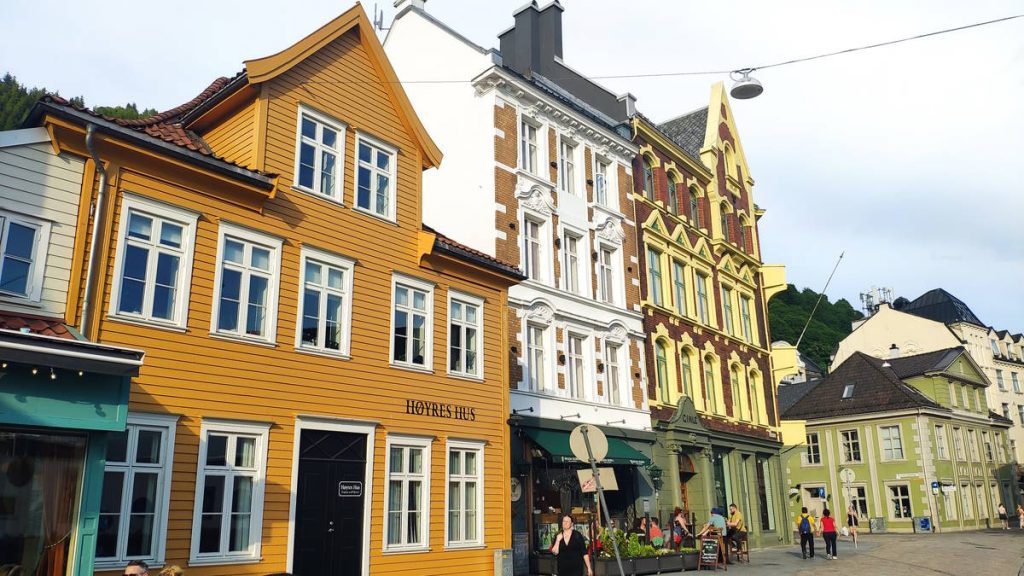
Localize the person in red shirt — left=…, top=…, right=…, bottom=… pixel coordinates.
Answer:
left=819, top=508, right=838, bottom=559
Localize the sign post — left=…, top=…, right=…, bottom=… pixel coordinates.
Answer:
left=571, top=424, right=625, bottom=576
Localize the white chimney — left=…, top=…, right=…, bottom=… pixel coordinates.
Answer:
left=889, top=344, right=900, bottom=359
left=394, top=0, right=426, bottom=11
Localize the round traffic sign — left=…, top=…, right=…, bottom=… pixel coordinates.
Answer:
left=839, top=468, right=856, bottom=484
left=569, top=424, right=608, bottom=463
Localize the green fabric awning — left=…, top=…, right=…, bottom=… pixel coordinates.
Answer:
left=523, top=428, right=650, bottom=466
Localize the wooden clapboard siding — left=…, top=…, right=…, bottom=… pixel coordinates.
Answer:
left=0, top=138, right=84, bottom=318
left=85, top=14, right=510, bottom=576
left=201, top=98, right=258, bottom=168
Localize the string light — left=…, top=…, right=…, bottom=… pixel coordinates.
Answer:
left=50, top=368, right=57, bottom=381
left=31, top=367, right=38, bottom=375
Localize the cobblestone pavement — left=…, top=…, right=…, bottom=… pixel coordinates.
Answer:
left=660, top=529, right=1024, bottom=576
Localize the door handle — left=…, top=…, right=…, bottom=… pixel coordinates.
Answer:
left=328, top=528, right=335, bottom=533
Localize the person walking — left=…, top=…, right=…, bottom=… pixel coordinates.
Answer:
left=820, top=509, right=839, bottom=559
left=551, top=514, right=593, bottom=576
left=795, top=506, right=817, bottom=559
left=673, top=507, right=692, bottom=549
left=1017, top=504, right=1024, bottom=530
left=847, top=504, right=859, bottom=547
left=998, top=503, right=1009, bottom=530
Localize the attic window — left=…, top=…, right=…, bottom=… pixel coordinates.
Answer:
left=842, top=384, right=855, bottom=399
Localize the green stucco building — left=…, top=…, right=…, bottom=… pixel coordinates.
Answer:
left=780, top=347, right=1016, bottom=533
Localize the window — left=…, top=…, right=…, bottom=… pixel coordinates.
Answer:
left=294, top=106, right=344, bottom=199
left=755, top=457, right=776, bottom=531
left=0, top=210, right=50, bottom=301
left=559, top=139, right=578, bottom=195
left=975, top=484, right=988, bottom=519
left=647, top=248, right=663, bottom=306
left=391, top=275, right=433, bottom=369
left=696, top=273, right=710, bottom=324
left=111, top=195, right=198, bottom=328
left=355, top=134, right=397, bottom=220
left=680, top=350, right=693, bottom=398
left=446, top=441, right=483, bottom=547
left=960, top=386, right=970, bottom=409
left=96, top=413, right=177, bottom=569
left=655, top=341, right=670, bottom=403
left=961, top=483, right=973, bottom=518
left=949, top=382, right=958, bottom=407
left=190, top=419, right=270, bottom=563
left=740, top=296, right=753, bottom=343
left=848, top=486, right=868, bottom=519
left=1018, top=405, right=1024, bottom=426
left=212, top=224, right=282, bottom=342
left=597, top=246, right=615, bottom=304
left=519, top=119, right=538, bottom=174
left=967, top=429, right=980, bottom=461
left=642, top=156, right=655, bottom=199
left=805, top=432, right=821, bottom=465
left=982, top=431, right=993, bottom=461
left=526, top=324, right=547, bottom=392
left=737, top=219, right=747, bottom=250
left=730, top=365, right=744, bottom=419
left=689, top=188, right=701, bottom=228
left=1002, top=403, right=1010, bottom=420
left=997, top=370, right=1006, bottom=390
left=297, top=248, right=355, bottom=356
left=842, top=384, right=855, bottom=399
left=997, top=433, right=1007, bottom=462
left=385, top=435, right=431, bottom=551
left=953, top=427, right=965, bottom=460
left=703, top=355, right=718, bottom=413
left=991, top=339, right=1001, bottom=356
left=562, top=231, right=582, bottom=294
left=666, top=173, right=678, bottom=214
left=841, top=429, right=862, bottom=463
left=888, top=484, right=912, bottom=519
left=672, top=261, right=687, bottom=316
left=605, top=343, right=622, bottom=405
left=748, top=371, right=761, bottom=424
left=974, top=388, right=982, bottom=412
left=523, top=218, right=544, bottom=281
left=594, top=159, right=610, bottom=205
left=721, top=286, right=734, bottom=335
left=449, top=292, right=483, bottom=378
left=719, top=203, right=730, bottom=242
left=567, top=333, right=586, bottom=399
left=935, top=425, right=949, bottom=460
left=1014, top=372, right=1022, bottom=393
left=879, top=425, right=904, bottom=460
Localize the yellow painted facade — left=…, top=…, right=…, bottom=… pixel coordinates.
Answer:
left=45, top=6, right=516, bottom=575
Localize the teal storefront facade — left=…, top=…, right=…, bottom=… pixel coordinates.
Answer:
left=0, top=326, right=142, bottom=575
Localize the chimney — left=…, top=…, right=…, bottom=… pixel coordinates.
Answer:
left=538, top=0, right=564, bottom=60
left=499, top=1, right=565, bottom=78
left=889, top=344, right=900, bottom=359
left=393, top=0, right=426, bottom=11
left=618, top=93, right=637, bottom=118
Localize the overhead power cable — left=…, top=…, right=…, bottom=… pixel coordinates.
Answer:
left=304, top=13, right=1024, bottom=85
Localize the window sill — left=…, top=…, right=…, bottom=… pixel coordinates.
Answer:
left=447, top=371, right=485, bottom=383
left=382, top=546, right=432, bottom=555
left=188, top=556, right=261, bottom=567
left=108, top=314, right=188, bottom=333
left=445, top=543, right=486, bottom=551
left=354, top=205, right=398, bottom=226
left=295, top=346, right=352, bottom=361
left=208, top=332, right=278, bottom=348
left=0, top=294, right=42, bottom=307
left=391, top=362, right=435, bottom=375
left=292, top=185, right=346, bottom=207
left=95, top=560, right=163, bottom=571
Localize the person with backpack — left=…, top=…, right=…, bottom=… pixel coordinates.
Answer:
left=819, top=508, right=838, bottom=559
left=794, top=507, right=817, bottom=559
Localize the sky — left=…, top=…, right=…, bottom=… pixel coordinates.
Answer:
left=3, top=0, right=1023, bottom=330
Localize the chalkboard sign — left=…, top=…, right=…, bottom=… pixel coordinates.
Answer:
left=512, top=532, right=529, bottom=575
left=698, top=534, right=723, bottom=570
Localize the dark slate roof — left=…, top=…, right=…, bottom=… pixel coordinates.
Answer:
left=657, top=106, right=708, bottom=164
left=782, top=351, right=943, bottom=420
left=901, top=288, right=984, bottom=327
left=989, top=410, right=1014, bottom=426
left=886, top=348, right=962, bottom=380
left=801, top=352, right=825, bottom=377
left=777, top=378, right=823, bottom=415
left=502, top=68, right=627, bottom=136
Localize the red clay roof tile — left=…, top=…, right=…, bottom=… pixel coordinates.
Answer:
left=0, top=313, right=77, bottom=340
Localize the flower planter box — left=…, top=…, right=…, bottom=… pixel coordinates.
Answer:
left=658, top=554, right=684, bottom=571
left=595, top=557, right=631, bottom=576
left=683, top=552, right=699, bottom=571
left=632, top=557, right=659, bottom=574
left=531, top=553, right=557, bottom=575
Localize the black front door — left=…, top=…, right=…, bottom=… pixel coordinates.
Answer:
left=293, top=429, right=367, bottom=576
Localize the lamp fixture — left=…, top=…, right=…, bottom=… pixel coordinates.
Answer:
left=50, top=368, right=57, bottom=381
left=560, top=413, right=581, bottom=420
left=512, top=407, right=535, bottom=415
left=605, top=419, right=626, bottom=426
left=729, top=68, right=763, bottom=100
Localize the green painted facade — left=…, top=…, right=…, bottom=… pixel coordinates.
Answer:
left=783, top=353, right=1016, bottom=533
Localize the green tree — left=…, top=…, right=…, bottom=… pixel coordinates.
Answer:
left=94, top=102, right=158, bottom=120
left=768, top=284, right=864, bottom=373
left=1, top=71, right=156, bottom=130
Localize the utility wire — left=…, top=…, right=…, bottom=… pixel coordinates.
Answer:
left=305, top=13, right=1023, bottom=85
left=794, top=251, right=845, bottom=351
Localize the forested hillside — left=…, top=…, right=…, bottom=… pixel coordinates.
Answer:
left=0, top=72, right=156, bottom=130
left=768, top=284, right=864, bottom=372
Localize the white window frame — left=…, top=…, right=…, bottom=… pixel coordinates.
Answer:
left=390, top=273, right=435, bottom=371
left=525, top=322, right=550, bottom=392
left=448, top=290, right=484, bottom=379
left=953, top=427, right=965, bottom=460
left=967, top=429, right=980, bottom=461
left=596, top=244, right=619, bottom=306
left=647, top=247, right=663, bottom=307
left=804, top=432, right=821, bottom=465
left=445, top=439, right=485, bottom=549
left=840, top=429, right=862, bottom=463
left=189, top=418, right=271, bottom=565
left=935, top=424, right=949, bottom=460
left=294, top=247, right=356, bottom=357
left=982, top=431, right=993, bottom=461
left=1013, top=372, right=1021, bottom=393
left=566, top=330, right=589, bottom=400
left=0, top=209, right=51, bottom=302
left=561, top=228, right=585, bottom=296
left=879, top=424, right=905, bottom=461
left=522, top=215, right=551, bottom=283
left=94, top=412, right=178, bottom=570
left=210, top=222, right=283, bottom=343
left=293, top=104, right=346, bottom=201
left=961, top=483, right=973, bottom=518
left=721, top=285, right=735, bottom=336
left=996, top=369, right=1006, bottom=390
left=739, top=296, right=753, bottom=343
left=604, top=341, right=623, bottom=406
left=672, top=260, right=687, bottom=317
left=353, top=131, right=398, bottom=222
left=887, top=483, right=912, bottom=520
left=519, top=117, right=540, bottom=175
left=696, top=272, right=711, bottom=325
left=593, top=156, right=615, bottom=209
left=558, top=137, right=579, bottom=196
left=383, top=434, right=432, bottom=552
left=108, top=194, right=198, bottom=328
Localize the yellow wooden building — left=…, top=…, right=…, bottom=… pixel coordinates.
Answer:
left=30, top=4, right=521, bottom=575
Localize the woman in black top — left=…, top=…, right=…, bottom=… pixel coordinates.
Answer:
left=551, top=514, right=593, bottom=576
left=846, top=505, right=859, bottom=548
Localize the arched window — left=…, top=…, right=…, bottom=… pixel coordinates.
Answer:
left=720, top=202, right=730, bottom=242
left=724, top=144, right=736, bottom=178
left=731, top=364, right=744, bottom=420
left=737, top=217, right=748, bottom=251
left=642, top=156, right=655, bottom=200
left=749, top=370, right=761, bottom=425
left=656, top=340, right=670, bottom=403
left=689, top=187, right=701, bottom=228
left=680, top=348, right=693, bottom=398
left=666, top=173, right=678, bottom=214
left=703, top=354, right=717, bottom=413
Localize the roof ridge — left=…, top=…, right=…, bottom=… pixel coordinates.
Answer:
left=659, top=105, right=710, bottom=126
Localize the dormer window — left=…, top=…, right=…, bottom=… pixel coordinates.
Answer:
left=294, top=106, right=345, bottom=201
left=842, top=384, right=855, bottom=399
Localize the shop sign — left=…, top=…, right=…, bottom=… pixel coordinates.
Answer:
left=577, top=468, right=619, bottom=492
left=405, top=399, right=476, bottom=421
left=895, top=472, right=922, bottom=480
left=667, top=397, right=707, bottom=433
left=338, top=481, right=362, bottom=497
